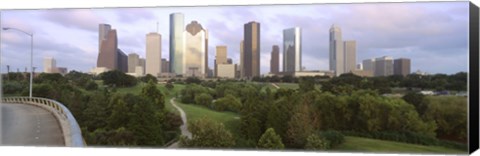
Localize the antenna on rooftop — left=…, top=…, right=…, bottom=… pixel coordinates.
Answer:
left=156, top=22, right=159, bottom=33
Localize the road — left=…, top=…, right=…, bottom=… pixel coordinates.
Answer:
left=167, top=98, right=191, bottom=149
left=1, top=103, right=64, bottom=146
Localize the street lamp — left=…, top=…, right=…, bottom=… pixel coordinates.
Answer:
left=2, top=27, right=34, bottom=98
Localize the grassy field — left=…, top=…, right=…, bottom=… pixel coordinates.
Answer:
left=334, top=136, right=466, bottom=154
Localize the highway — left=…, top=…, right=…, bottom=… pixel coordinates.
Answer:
left=1, top=103, right=65, bottom=146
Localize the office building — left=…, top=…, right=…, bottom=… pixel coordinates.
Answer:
left=375, top=56, right=394, bottom=76
left=243, top=21, right=260, bottom=78
left=357, top=63, right=363, bottom=70
left=240, top=40, right=244, bottom=77
left=217, top=64, right=237, bottom=79
left=146, top=32, right=162, bottom=77
left=270, top=45, right=279, bottom=74
left=170, top=13, right=185, bottom=75
left=329, top=24, right=344, bottom=76
left=283, top=27, right=302, bottom=72
left=183, top=21, right=207, bottom=78
left=204, top=29, right=209, bottom=77
left=117, top=49, right=128, bottom=72
left=344, top=40, right=356, bottom=73
left=128, top=53, right=140, bottom=73
left=162, top=59, right=170, bottom=73
left=227, top=58, right=232, bottom=64
left=215, top=46, right=228, bottom=77
left=55, top=67, right=68, bottom=75
left=97, top=29, right=118, bottom=70
left=362, top=58, right=375, bottom=74
left=394, top=58, right=411, bottom=76
left=43, top=57, right=56, bottom=73
left=99, top=24, right=111, bottom=52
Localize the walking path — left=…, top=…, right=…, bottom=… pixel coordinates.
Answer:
left=271, top=83, right=280, bottom=89
left=167, top=98, right=191, bottom=149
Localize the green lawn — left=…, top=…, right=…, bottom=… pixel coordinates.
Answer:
left=276, top=83, right=299, bottom=89
left=334, top=136, right=466, bottom=154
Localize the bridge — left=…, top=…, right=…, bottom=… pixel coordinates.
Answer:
left=1, top=97, right=84, bottom=147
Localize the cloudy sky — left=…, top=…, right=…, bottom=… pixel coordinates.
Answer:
left=0, top=1, right=469, bottom=75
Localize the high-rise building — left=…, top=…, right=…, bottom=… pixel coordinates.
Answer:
left=362, top=59, right=375, bottom=73
left=162, top=58, right=170, bottom=73
left=240, top=40, right=244, bottom=77
left=183, top=21, right=207, bottom=78
left=217, top=64, right=237, bottom=79
left=243, top=21, right=260, bottom=78
left=170, top=13, right=185, bottom=75
left=204, top=29, right=209, bottom=77
left=99, top=24, right=111, bottom=52
left=215, top=46, right=228, bottom=77
left=283, top=27, right=302, bottom=72
left=344, top=40, right=356, bottom=73
left=43, top=57, right=56, bottom=73
left=146, top=32, right=162, bottom=77
left=117, top=49, right=128, bottom=72
left=375, top=56, right=394, bottom=76
left=128, top=53, right=140, bottom=73
left=97, top=29, right=118, bottom=70
left=357, top=63, right=363, bottom=70
left=139, top=58, right=146, bottom=74
left=227, top=58, right=232, bottom=64
left=329, top=24, right=344, bottom=76
left=270, top=45, right=279, bottom=74
left=394, top=58, right=411, bottom=76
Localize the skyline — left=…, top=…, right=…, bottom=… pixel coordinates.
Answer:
left=0, top=2, right=469, bottom=75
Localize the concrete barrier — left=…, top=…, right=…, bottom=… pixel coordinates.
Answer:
left=1, top=97, right=85, bottom=147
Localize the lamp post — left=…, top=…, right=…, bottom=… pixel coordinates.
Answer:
left=2, top=27, right=33, bottom=98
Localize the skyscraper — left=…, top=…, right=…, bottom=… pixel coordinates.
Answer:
left=329, top=24, right=344, bottom=76
left=139, top=58, right=146, bottom=75
left=363, top=58, right=375, bottom=73
left=215, top=46, right=228, bottom=77
left=117, top=49, right=128, bottom=73
left=240, top=40, right=244, bottom=77
left=128, top=53, right=140, bottom=73
left=243, top=21, right=260, bottom=78
left=375, top=56, right=394, bottom=76
left=283, top=27, right=302, bottom=72
left=97, top=29, right=118, bottom=70
left=394, top=58, right=411, bottom=76
left=183, top=21, right=207, bottom=78
left=270, top=45, right=279, bottom=74
left=98, top=24, right=111, bottom=52
left=344, top=40, right=356, bottom=73
left=146, top=32, right=162, bottom=77
left=162, top=58, right=170, bottom=73
left=170, top=13, right=185, bottom=75
left=43, top=57, right=56, bottom=73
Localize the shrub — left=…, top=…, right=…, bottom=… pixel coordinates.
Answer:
left=305, top=134, right=330, bottom=150
left=318, top=130, right=345, bottom=148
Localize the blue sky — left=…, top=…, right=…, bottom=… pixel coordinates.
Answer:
left=0, top=1, right=469, bottom=74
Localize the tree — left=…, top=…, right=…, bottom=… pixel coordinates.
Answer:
left=141, top=80, right=165, bottom=110
left=298, top=77, right=315, bottom=93
left=195, top=93, right=213, bottom=107
left=165, top=82, right=174, bottom=90
left=100, top=70, right=137, bottom=87
left=257, top=128, right=285, bottom=149
left=305, top=134, right=329, bottom=150
left=402, top=91, right=428, bottom=116
left=180, top=117, right=235, bottom=148
left=139, top=74, right=157, bottom=83
left=285, top=94, right=320, bottom=148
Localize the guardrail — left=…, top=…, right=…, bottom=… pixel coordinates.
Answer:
left=1, top=97, right=84, bottom=147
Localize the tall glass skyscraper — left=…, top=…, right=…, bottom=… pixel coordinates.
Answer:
left=170, top=13, right=185, bottom=75
left=283, top=27, right=302, bottom=72
left=329, top=24, right=344, bottom=76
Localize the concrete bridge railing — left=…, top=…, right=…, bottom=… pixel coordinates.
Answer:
left=1, top=97, right=84, bottom=147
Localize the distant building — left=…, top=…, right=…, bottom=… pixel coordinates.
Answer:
left=394, top=58, right=411, bottom=76
left=183, top=21, right=207, bottom=78
left=215, top=46, right=228, bottom=77
left=217, top=64, right=237, bottom=79
left=170, top=13, right=185, bottom=75
left=161, top=59, right=170, bottom=73
left=97, top=29, right=118, bottom=70
left=243, top=21, right=261, bottom=78
left=329, top=24, right=343, bottom=76
left=99, top=24, right=111, bottom=52
left=43, top=57, right=56, bottom=73
left=343, top=40, right=356, bottom=73
left=139, top=58, right=146, bottom=75
left=117, top=49, right=128, bottom=73
left=375, top=56, right=394, bottom=76
left=350, top=70, right=373, bottom=77
left=227, top=58, right=233, bottom=64
left=268, top=70, right=334, bottom=78
left=146, top=32, right=162, bottom=77
left=357, top=63, right=363, bottom=70
left=240, top=40, right=244, bottom=77
left=270, top=45, right=280, bottom=74
left=54, top=67, right=68, bottom=75
left=283, top=27, right=302, bottom=72
left=362, top=58, right=375, bottom=74
left=90, top=67, right=109, bottom=75
left=128, top=53, right=140, bottom=73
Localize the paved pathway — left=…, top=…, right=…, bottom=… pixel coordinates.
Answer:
left=167, top=98, right=191, bottom=149
left=271, top=83, right=280, bottom=89
left=1, top=103, right=64, bottom=146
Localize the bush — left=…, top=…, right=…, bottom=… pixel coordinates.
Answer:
left=195, top=93, right=213, bottom=107
left=318, top=130, right=345, bottom=148
left=3, top=81, right=26, bottom=94
left=100, top=70, right=137, bottom=87
left=305, top=134, right=330, bottom=150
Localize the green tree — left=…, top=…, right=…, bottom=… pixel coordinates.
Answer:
left=298, top=77, right=315, bottom=93
left=305, top=134, right=330, bottom=150
left=141, top=80, right=165, bottom=110
left=257, top=128, right=285, bottom=149
left=402, top=92, right=428, bottom=116
left=286, top=95, right=319, bottom=148
left=139, top=74, right=157, bottom=83
left=180, top=117, right=235, bottom=148
left=195, top=93, right=213, bottom=107
left=100, top=70, right=137, bottom=87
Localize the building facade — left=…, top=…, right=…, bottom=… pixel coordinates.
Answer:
left=215, top=45, right=228, bottom=77
left=162, top=59, right=170, bottom=73
left=97, top=29, right=118, bottom=70
left=217, top=64, right=237, bottom=79
left=243, top=21, right=260, bottom=78
left=183, top=21, right=207, bottom=78
left=362, top=59, right=375, bottom=74
left=98, top=24, right=111, bottom=52
left=146, top=32, right=162, bottom=77
left=117, top=49, right=128, bottom=72
left=394, top=58, right=411, bottom=76
left=329, top=24, right=344, bottom=76
left=170, top=13, right=185, bottom=75
left=43, top=57, right=56, bottom=73
left=240, top=40, right=244, bottom=77
left=375, top=56, right=394, bottom=76
left=283, top=27, right=302, bottom=72
left=344, top=40, right=356, bottom=73
left=270, top=45, right=279, bottom=74
left=128, top=53, right=140, bottom=73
